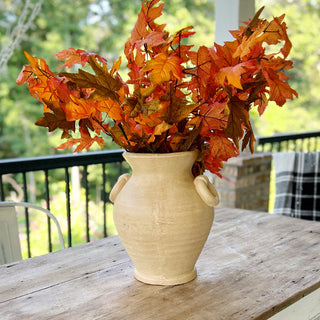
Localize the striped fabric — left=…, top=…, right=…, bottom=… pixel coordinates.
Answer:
left=273, top=152, right=320, bottom=221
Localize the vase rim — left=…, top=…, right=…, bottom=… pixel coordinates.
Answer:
left=123, top=150, right=199, bottom=159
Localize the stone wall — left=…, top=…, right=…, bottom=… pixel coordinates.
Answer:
left=213, top=153, right=272, bottom=212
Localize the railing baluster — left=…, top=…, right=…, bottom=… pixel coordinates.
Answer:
left=44, top=169, right=52, bottom=252
left=0, top=175, right=4, bottom=201
left=119, top=161, right=123, bottom=175
left=22, top=172, right=31, bottom=258
left=308, top=138, right=311, bottom=152
left=257, top=131, right=320, bottom=153
left=102, top=163, right=107, bottom=237
left=65, top=167, right=72, bottom=247
left=289, top=140, right=293, bottom=151
left=83, top=165, right=90, bottom=242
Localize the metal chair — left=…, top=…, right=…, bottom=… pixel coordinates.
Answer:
left=0, top=201, right=65, bottom=264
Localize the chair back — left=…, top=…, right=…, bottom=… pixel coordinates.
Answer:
left=0, top=202, right=65, bottom=264
left=0, top=203, right=22, bottom=264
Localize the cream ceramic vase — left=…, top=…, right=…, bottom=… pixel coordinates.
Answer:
left=109, top=150, right=219, bottom=285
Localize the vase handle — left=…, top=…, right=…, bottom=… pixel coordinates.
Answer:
left=109, top=173, right=131, bottom=203
left=194, top=175, right=219, bottom=207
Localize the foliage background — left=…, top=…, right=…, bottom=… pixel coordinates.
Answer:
left=255, top=0, right=320, bottom=135
left=2, top=0, right=318, bottom=160
left=0, top=0, right=217, bottom=159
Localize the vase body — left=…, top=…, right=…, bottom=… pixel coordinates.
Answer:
left=110, top=150, right=218, bottom=285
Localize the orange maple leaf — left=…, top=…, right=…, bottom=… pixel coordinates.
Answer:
left=168, top=26, right=195, bottom=45
left=64, top=97, right=99, bottom=122
left=129, top=9, right=149, bottom=43
left=262, top=69, right=298, bottom=106
left=217, top=64, right=246, bottom=89
left=17, top=52, right=73, bottom=113
left=198, top=99, right=228, bottom=135
left=254, top=92, right=268, bottom=116
left=208, top=132, right=239, bottom=162
left=217, top=61, right=256, bottom=89
left=56, top=48, right=108, bottom=68
left=192, top=46, right=212, bottom=84
left=57, top=128, right=104, bottom=152
left=16, top=64, right=35, bottom=85
left=110, top=56, right=122, bottom=75
left=142, top=53, right=183, bottom=84
left=154, top=121, right=172, bottom=135
left=95, top=98, right=123, bottom=121
left=135, top=31, right=167, bottom=48
left=141, top=0, right=165, bottom=31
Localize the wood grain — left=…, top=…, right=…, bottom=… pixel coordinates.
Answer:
left=0, top=208, right=319, bottom=320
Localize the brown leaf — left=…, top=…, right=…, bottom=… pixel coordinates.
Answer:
left=224, top=98, right=252, bottom=149
left=59, top=56, right=122, bottom=102
left=244, top=6, right=265, bottom=37
left=35, top=100, right=75, bottom=132
left=242, top=129, right=256, bottom=152
left=160, top=85, right=196, bottom=124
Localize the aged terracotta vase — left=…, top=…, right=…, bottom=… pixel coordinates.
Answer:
left=109, top=150, right=219, bottom=285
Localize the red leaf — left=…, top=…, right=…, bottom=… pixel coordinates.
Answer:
left=56, top=48, right=107, bottom=68
left=135, top=31, right=166, bottom=48
left=208, top=132, right=239, bottom=162
left=168, top=26, right=195, bottom=45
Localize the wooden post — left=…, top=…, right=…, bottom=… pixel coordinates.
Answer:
left=215, top=0, right=255, bottom=44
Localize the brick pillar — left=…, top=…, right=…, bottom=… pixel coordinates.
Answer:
left=213, top=153, right=272, bottom=212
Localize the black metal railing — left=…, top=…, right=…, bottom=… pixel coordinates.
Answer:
left=0, top=149, right=127, bottom=258
left=1, top=131, right=319, bottom=258
left=257, top=131, right=320, bottom=153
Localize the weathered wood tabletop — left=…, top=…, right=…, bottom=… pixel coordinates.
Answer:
left=0, top=208, right=319, bottom=320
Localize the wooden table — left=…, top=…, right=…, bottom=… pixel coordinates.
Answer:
left=1, top=208, right=319, bottom=320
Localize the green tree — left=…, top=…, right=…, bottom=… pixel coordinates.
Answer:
left=0, top=0, right=96, bottom=158
left=3, top=0, right=318, bottom=157
left=254, top=0, right=320, bottom=136
left=0, top=0, right=215, bottom=158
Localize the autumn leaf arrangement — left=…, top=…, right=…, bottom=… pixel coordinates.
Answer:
left=17, top=0, right=297, bottom=176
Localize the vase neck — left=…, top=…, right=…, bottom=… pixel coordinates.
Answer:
left=123, top=151, right=198, bottom=176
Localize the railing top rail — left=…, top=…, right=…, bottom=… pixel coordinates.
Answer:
left=1, top=131, right=319, bottom=175
left=257, top=130, right=320, bottom=144
left=0, top=149, right=125, bottom=175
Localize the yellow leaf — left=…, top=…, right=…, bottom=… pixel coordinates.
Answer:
left=154, top=121, right=172, bottom=135
left=142, top=53, right=183, bottom=84
left=217, top=65, right=245, bottom=89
